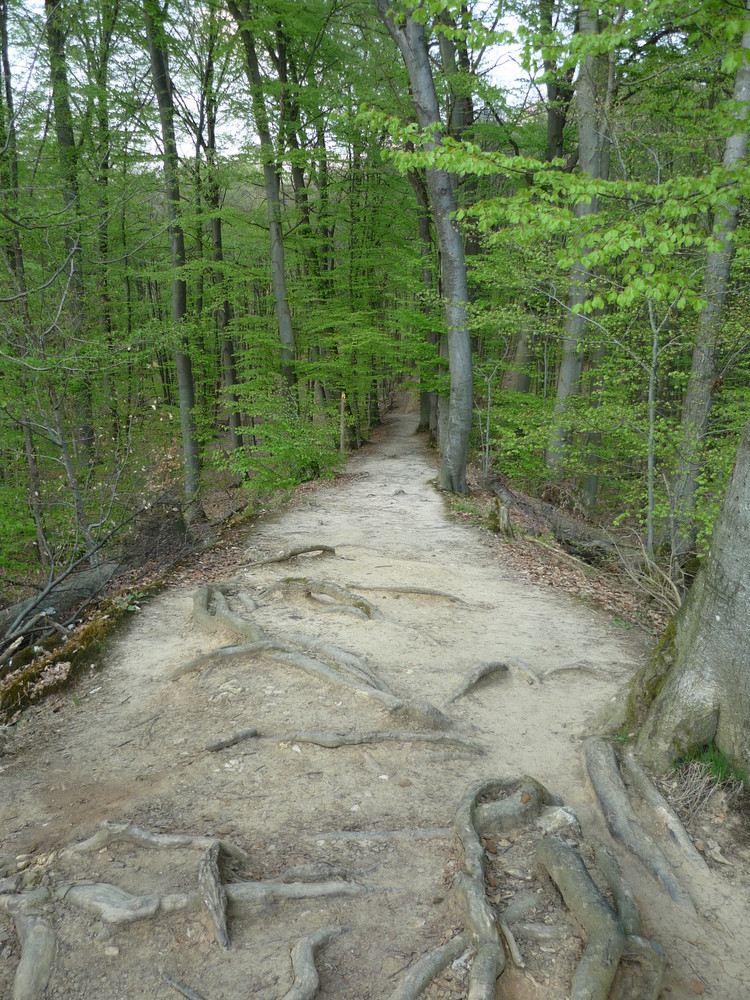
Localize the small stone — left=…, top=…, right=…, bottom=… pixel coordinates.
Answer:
left=104, top=946, right=119, bottom=958
left=398, top=779, right=411, bottom=787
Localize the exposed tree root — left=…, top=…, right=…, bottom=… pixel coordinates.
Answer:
left=619, top=752, right=708, bottom=872
left=471, top=777, right=560, bottom=837
left=387, top=933, right=470, bottom=1000
left=584, top=738, right=695, bottom=911
left=536, top=835, right=624, bottom=1000
left=205, top=727, right=258, bottom=752
left=506, top=660, right=542, bottom=686
left=282, top=925, right=343, bottom=1000
left=69, top=822, right=252, bottom=868
left=508, top=921, right=568, bottom=942
left=175, top=636, right=448, bottom=730
left=499, top=920, right=525, bottom=968
left=0, top=888, right=55, bottom=1000
left=347, top=583, right=469, bottom=604
left=277, top=633, right=390, bottom=692
left=246, top=544, right=336, bottom=568
left=592, top=843, right=641, bottom=936
left=444, top=662, right=508, bottom=705
left=259, top=578, right=381, bottom=619
left=161, top=971, right=208, bottom=1000
left=198, top=842, right=229, bottom=949
left=267, top=729, right=484, bottom=754
left=192, top=585, right=265, bottom=643
left=64, top=879, right=363, bottom=924
left=617, top=935, right=666, bottom=1000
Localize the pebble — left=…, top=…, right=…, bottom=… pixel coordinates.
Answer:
left=104, top=945, right=119, bottom=958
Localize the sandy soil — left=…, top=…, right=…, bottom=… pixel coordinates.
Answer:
left=1, top=408, right=748, bottom=1000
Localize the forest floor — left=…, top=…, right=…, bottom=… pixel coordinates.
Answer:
left=1, top=403, right=749, bottom=1000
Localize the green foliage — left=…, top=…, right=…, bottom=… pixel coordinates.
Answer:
left=676, top=743, right=748, bottom=786
left=482, top=391, right=554, bottom=491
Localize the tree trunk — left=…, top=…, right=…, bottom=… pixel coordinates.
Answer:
left=227, top=0, right=296, bottom=385
left=407, top=166, right=437, bottom=435
left=546, top=5, right=611, bottom=473
left=144, top=0, right=201, bottom=506
left=669, top=8, right=750, bottom=564
left=375, top=1, right=473, bottom=492
left=628, top=416, right=750, bottom=776
left=45, top=0, right=94, bottom=460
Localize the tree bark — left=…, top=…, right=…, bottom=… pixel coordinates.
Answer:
left=546, top=5, right=611, bottom=473
left=45, top=0, right=94, bottom=460
left=669, top=7, right=750, bottom=564
left=632, top=416, right=750, bottom=776
left=227, top=0, right=296, bottom=385
left=375, top=1, right=472, bottom=492
left=143, top=0, right=201, bottom=506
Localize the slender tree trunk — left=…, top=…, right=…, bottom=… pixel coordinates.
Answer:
left=227, top=0, right=295, bottom=384
left=375, top=1, right=472, bottom=492
left=546, top=5, right=611, bottom=473
left=45, top=0, right=94, bottom=460
left=670, top=9, right=750, bottom=564
left=144, top=0, right=201, bottom=506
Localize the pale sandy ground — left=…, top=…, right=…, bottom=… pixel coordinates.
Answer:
left=1, top=407, right=747, bottom=999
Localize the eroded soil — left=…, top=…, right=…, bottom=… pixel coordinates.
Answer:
left=1, top=408, right=748, bottom=1000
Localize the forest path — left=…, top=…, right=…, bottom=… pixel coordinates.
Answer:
left=1, top=406, right=745, bottom=999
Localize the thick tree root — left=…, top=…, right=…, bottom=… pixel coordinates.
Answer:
left=617, top=935, right=666, bottom=1000
left=175, top=636, right=448, bottom=730
left=268, top=729, right=484, bottom=754
left=69, top=822, right=252, bottom=868
left=619, top=752, right=708, bottom=872
left=278, top=633, right=391, bottom=692
left=387, top=933, right=470, bottom=1000
left=444, top=662, right=508, bottom=705
left=64, top=879, right=363, bottom=925
left=192, top=585, right=265, bottom=643
left=246, top=545, right=336, bottom=568
left=536, top=835, right=624, bottom=1000
left=198, top=842, right=229, bottom=949
left=282, top=925, right=343, bottom=1000
left=259, top=578, right=381, bottom=619
left=0, top=888, right=56, bottom=1000
left=592, top=843, right=641, bottom=936
left=584, top=738, right=695, bottom=911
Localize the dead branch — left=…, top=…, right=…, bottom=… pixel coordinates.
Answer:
left=246, top=544, right=336, bottom=567
left=387, top=933, right=470, bottom=1000
left=584, top=738, right=694, bottom=911
left=282, top=925, right=343, bottom=1000
left=444, top=662, right=508, bottom=704
left=536, top=835, right=624, bottom=1000
left=198, top=842, right=229, bottom=949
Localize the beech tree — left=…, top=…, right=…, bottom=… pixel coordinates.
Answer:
left=374, top=0, right=473, bottom=492
left=606, top=414, right=750, bottom=777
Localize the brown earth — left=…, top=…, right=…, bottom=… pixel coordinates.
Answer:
left=1, top=407, right=748, bottom=1000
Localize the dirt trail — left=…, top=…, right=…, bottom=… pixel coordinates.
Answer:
left=1, top=408, right=747, bottom=999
